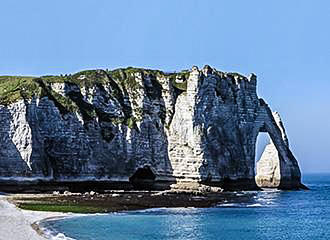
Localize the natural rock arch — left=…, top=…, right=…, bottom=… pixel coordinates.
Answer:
left=255, top=112, right=302, bottom=189
left=0, top=66, right=306, bottom=192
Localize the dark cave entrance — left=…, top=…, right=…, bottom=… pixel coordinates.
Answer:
left=129, top=166, right=156, bottom=190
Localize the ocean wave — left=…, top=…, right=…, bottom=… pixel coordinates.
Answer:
left=217, top=203, right=248, bottom=208
left=217, top=202, right=268, bottom=208
left=240, top=191, right=259, bottom=194
left=218, top=203, right=239, bottom=207
left=41, top=226, right=76, bottom=240
left=37, top=215, right=82, bottom=240
left=247, top=203, right=263, bottom=207
left=133, top=207, right=171, bottom=213
left=134, top=207, right=199, bottom=214
left=257, top=197, right=270, bottom=202
left=261, top=188, right=281, bottom=193
left=235, top=193, right=246, bottom=196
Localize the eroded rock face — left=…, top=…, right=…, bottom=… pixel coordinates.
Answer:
left=0, top=66, right=303, bottom=190
left=255, top=112, right=302, bottom=189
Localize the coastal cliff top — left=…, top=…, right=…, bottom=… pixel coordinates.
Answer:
left=0, top=66, right=251, bottom=106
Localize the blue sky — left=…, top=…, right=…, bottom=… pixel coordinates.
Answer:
left=0, top=0, right=329, bottom=173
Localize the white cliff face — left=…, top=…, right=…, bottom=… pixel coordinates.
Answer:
left=8, top=100, right=33, bottom=170
left=169, top=66, right=205, bottom=181
left=0, top=66, right=303, bottom=190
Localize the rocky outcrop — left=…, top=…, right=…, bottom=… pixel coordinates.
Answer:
left=0, top=66, right=304, bottom=191
left=255, top=112, right=303, bottom=189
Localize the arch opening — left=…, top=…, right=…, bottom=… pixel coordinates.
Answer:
left=129, top=166, right=156, bottom=190
left=255, top=132, right=270, bottom=173
left=254, top=131, right=281, bottom=188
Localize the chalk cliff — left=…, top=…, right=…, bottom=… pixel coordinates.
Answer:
left=0, top=66, right=304, bottom=191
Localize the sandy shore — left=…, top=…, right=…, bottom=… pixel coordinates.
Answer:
left=0, top=193, right=70, bottom=240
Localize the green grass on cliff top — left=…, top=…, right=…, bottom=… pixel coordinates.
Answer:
left=0, top=67, right=193, bottom=105
left=0, top=76, right=41, bottom=105
left=0, top=67, right=251, bottom=106
left=0, top=67, right=247, bottom=106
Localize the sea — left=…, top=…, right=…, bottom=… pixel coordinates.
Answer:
left=40, top=173, right=330, bottom=240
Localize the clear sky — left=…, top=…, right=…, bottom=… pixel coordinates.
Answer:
left=0, top=0, right=329, bottom=173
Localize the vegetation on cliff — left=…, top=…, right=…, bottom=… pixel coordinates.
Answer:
left=0, top=67, right=191, bottom=134
left=0, top=76, right=40, bottom=105
left=0, top=67, right=191, bottom=106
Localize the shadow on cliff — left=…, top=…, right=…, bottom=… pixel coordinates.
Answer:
left=193, top=72, right=261, bottom=190
left=0, top=72, right=176, bottom=192
left=127, top=72, right=175, bottom=190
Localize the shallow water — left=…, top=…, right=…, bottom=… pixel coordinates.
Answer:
left=42, top=173, right=330, bottom=240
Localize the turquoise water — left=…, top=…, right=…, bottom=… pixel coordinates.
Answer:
left=43, top=174, right=330, bottom=240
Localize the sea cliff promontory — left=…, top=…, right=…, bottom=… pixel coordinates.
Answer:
left=0, top=65, right=304, bottom=192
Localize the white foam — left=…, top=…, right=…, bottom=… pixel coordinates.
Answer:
left=257, top=197, right=268, bottom=201
left=241, top=191, right=259, bottom=194
left=235, top=193, right=245, bottom=196
left=134, top=207, right=169, bottom=213
left=217, top=203, right=246, bottom=207
left=135, top=207, right=198, bottom=214
left=51, top=233, right=75, bottom=240
left=247, top=203, right=263, bottom=207
left=40, top=226, right=76, bottom=240
left=261, top=188, right=281, bottom=193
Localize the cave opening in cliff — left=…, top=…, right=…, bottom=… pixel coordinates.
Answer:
left=129, top=166, right=156, bottom=190
left=255, top=132, right=270, bottom=176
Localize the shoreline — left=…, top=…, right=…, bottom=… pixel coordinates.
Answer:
left=1, top=188, right=297, bottom=239
left=33, top=215, right=82, bottom=240
left=0, top=193, right=74, bottom=240
left=1, top=189, right=236, bottom=239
